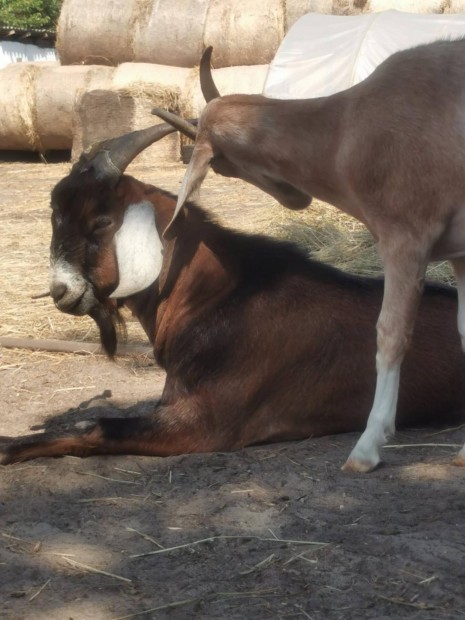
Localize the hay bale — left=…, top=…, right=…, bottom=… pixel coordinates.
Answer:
left=72, top=88, right=181, bottom=164
left=58, top=0, right=281, bottom=67
left=56, top=0, right=136, bottom=65
left=0, top=63, right=114, bottom=151
left=286, top=1, right=333, bottom=29
left=350, top=0, right=457, bottom=12
left=34, top=65, right=114, bottom=150
left=132, top=0, right=210, bottom=68
left=58, top=0, right=282, bottom=68
left=56, top=0, right=465, bottom=68
left=72, top=64, right=190, bottom=162
left=202, top=0, right=284, bottom=67
left=0, top=63, right=48, bottom=151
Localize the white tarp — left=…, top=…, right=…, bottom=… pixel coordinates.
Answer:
left=0, top=40, right=56, bottom=69
left=264, top=10, right=465, bottom=99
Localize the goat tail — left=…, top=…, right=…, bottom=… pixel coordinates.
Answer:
left=200, top=46, right=220, bottom=101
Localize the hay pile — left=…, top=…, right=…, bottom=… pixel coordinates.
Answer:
left=269, top=204, right=454, bottom=285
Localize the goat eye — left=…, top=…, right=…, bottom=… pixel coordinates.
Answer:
left=93, top=216, right=113, bottom=232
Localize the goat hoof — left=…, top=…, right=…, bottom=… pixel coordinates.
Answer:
left=341, top=457, right=379, bottom=473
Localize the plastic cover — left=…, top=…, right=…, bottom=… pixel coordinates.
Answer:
left=264, top=10, right=465, bottom=99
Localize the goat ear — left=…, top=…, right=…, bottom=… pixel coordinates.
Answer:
left=158, top=237, right=177, bottom=296
left=163, top=143, right=213, bottom=240
left=158, top=209, right=187, bottom=294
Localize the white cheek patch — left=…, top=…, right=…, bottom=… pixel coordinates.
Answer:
left=110, top=201, right=163, bottom=299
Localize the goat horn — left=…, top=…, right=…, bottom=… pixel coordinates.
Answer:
left=80, top=122, right=178, bottom=179
left=152, top=108, right=198, bottom=141
left=200, top=46, right=221, bottom=102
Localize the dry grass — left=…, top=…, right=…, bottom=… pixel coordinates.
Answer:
left=0, top=158, right=455, bottom=352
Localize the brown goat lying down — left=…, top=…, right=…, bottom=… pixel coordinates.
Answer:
left=2, top=125, right=465, bottom=465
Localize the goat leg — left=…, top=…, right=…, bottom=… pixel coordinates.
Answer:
left=342, top=241, right=428, bottom=473
left=1, top=410, right=218, bottom=464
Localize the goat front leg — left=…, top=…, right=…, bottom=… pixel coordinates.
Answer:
left=1, top=401, right=222, bottom=464
left=342, top=245, right=427, bottom=473
left=450, top=257, right=465, bottom=466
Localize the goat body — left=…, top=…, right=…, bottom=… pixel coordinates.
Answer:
left=3, top=174, right=465, bottom=464
left=155, top=39, right=465, bottom=471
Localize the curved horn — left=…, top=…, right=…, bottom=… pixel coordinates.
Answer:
left=152, top=108, right=198, bottom=140
left=78, top=122, right=178, bottom=181
left=200, top=46, right=220, bottom=102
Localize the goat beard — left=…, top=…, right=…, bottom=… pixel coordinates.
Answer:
left=88, top=300, right=125, bottom=359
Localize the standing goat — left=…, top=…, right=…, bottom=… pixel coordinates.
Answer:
left=2, top=123, right=465, bottom=465
left=153, top=40, right=465, bottom=472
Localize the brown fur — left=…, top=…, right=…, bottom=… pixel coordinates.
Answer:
left=3, top=177, right=465, bottom=464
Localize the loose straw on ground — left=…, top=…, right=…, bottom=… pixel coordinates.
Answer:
left=130, top=534, right=328, bottom=559
left=62, top=557, right=132, bottom=583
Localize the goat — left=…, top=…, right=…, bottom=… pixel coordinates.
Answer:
left=153, top=41, right=465, bottom=472
left=2, top=122, right=465, bottom=465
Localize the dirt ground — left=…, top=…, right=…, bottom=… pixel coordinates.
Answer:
left=1, top=157, right=465, bottom=620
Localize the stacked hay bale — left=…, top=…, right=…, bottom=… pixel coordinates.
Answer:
left=0, top=63, right=113, bottom=151
left=2, top=0, right=465, bottom=158
left=56, top=0, right=465, bottom=68
left=72, top=63, right=190, bottom=163
left=57, top=0, right=302, bottom=68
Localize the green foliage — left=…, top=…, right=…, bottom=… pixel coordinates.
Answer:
left=0, top=0, right=62, bottom=30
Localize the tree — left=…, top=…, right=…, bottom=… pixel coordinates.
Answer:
left=0, top=0, right=62, bottom=30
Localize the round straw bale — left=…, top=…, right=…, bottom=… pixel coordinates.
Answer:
left=182, top=65, right=270, bottom=118
left=286, top=1, right=333, bottom=29
left=202, top=0, right=284, bottom=67
left=358, top=0, right=453, bottom=12
left=35, top=65, right=114, bottom=150
left=56, top=0, right=136, bottom=65
left=448, top=0, right=465, bottom=10
left=133, top=0, right=210, bottom=67
left=72, top=87, right=181, bottom=164
left=0, top=63, right=114, bottom=152
left=56, top=0, right=292, bottom=68
left=0, top=63, right=44, bottom=150
left=55, top=0, right=465, bottom=68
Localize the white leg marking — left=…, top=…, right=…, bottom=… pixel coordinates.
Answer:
left=344, top=360, right=401, bottom=472
left=343, top=239, right=428, bottom=473
left=110, top=202, right=163, bottom=298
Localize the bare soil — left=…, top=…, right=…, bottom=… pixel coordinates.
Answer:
left=1, top=158, right=465, bottom=620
